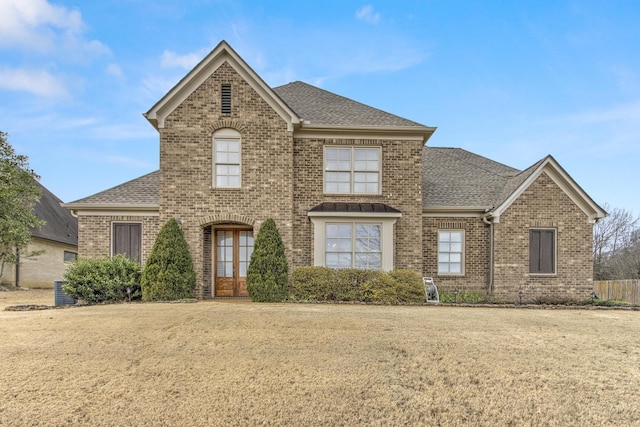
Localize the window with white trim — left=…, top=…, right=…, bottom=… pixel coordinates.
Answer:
left=324, top=147, right=380, bottom=194
left=438, top=230, right=464, bottom=274
left=326, top=223, right=382, bottom=270
left=213, top=129, right=241, bottom=188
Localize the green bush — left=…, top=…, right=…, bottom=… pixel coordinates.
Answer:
left=62, top=254, right=141, bottom=303
left=290, top=266, right=425, bottom=303
left=247, top=218, right=289, bottom=302
left=141, top=218, right=196, bottom=301
left=437, top=289, right=494, bottom=304
left=290, top=266, right=335, bottom=301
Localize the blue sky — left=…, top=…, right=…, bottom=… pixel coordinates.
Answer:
left=1, top=0, right=639, bottom=215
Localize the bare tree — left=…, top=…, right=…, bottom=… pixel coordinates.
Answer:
left=593, top=203, right=640, bottom=280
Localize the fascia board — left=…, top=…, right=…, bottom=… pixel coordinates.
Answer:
left=491, top=157, right=607, bottom=223
left=295, top=124, right=436, bottom=143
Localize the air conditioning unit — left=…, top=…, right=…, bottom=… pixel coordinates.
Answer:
left=54, top=281, right=76, bottom=306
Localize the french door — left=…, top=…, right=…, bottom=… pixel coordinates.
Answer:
left=214, top=228, right=254, bottom=297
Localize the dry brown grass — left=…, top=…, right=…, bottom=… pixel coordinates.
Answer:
left=1, top=289, right=639, bottom=426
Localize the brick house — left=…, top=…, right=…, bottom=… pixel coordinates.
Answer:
left=64, top=41, right=606, bottom=302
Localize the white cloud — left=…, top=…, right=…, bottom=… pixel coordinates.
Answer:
left=356, top=5, right=380, bottom=24
left=160, top=50, right=207, bottom=69
left=106, top=63, right=124, bottom=79
left=0, top=67, right=68, bottom=97
left=0, top=0, right=109, bottom=59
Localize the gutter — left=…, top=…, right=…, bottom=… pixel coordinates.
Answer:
left=482, top=213, right=494, bottom=295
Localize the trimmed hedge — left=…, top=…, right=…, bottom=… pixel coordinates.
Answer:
left=62, top=254, right=141, bottom=303
left=290, top=267, right=424, bottom=303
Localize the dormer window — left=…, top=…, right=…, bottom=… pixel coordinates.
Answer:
left=221, top=84, right=231, bottom=114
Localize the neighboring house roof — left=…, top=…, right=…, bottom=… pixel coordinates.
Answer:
left=273, top=81, right=426, bottom=128
left=423, top=147, right=607, bottom=222
left=64, top=171, right=159, bottom=210
left=32, top=182, right=78, bottom=246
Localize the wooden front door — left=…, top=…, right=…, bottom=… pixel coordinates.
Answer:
left=214, top=228, right=254, bottom=297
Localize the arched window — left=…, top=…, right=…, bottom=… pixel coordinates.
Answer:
left=213, top=128, right=241, bottom=188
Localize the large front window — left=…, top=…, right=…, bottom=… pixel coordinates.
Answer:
left=213, top=128, right=241, bottom=188
left=326, top=223, right=381, bottom=269
left=324, top=147, right=380, bottom=194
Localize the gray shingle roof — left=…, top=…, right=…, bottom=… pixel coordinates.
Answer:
left=32, top=182, right=78, bottom=246
left=273, top=81, right=427, bottom=128
left=422, top=147, right=521, bottom=209
left=67, top=171, right=159, bottom=206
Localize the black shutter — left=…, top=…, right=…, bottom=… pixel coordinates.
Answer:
left=530, top=229, right=555, bottom=274
left=221, top=84, right=231, bottom=113
left=113, top=223, right=142, bottom=263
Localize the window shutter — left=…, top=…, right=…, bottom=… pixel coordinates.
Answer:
left=530, top=229, right=555, bottom=274
left=221, top=84, right=231, bottom=113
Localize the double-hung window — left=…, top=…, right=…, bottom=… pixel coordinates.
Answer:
left=438, top=230, right=464, bottom=274
left=530, top=229, right=556, bottom=274
left=324, top=147, right=380, bottom=194
left=326, top=223, right=382, bottom=270
left=213, top=129, right=241, bottom=188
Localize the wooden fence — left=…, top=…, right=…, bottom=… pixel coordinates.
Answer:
left=594, top=280, right=640, bottom=305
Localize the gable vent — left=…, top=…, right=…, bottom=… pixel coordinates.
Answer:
left=221, top=84, right=231, bottom=114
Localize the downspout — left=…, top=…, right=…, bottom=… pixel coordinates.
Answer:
left=482, top=214, right=494, bottom=295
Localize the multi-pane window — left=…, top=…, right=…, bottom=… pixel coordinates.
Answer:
left=326, top=223, right=381, bottom=270
left=214, top=131, right=241, bottom=188
left=438, top=230, right=464, bottom=274
left=324, top=147, right=380, bottom=194
left=530, top=229, right=556, bottom=274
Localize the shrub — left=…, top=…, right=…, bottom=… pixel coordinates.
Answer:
left=247, top=218, right=289, bottom=302
left=62, top=254, right=141, bottom=304
left=438, top=290, right=494, bottom=304
left=290, top=266, right=426, bottom=304
left=290, top=266, right=335, bottom=301
left=334, top=268, right=381, bottom=301
left=141, top=218, right=196, bottom=301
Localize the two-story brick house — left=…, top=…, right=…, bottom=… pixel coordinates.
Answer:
left=64, top=41, right=606, bottom=302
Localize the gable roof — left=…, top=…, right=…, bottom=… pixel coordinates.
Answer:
left=422, top=147, right=519, bottom=210
left=32, top=182, right=78, bottom=246
left=145, top=40, right=299, bottom=131
left=423, top=147, right=607, bottom=222
left=273, top=81, right=426, bottom=128
left=63, top=171, right=159, bottom=210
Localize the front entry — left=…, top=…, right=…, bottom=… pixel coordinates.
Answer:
left=214, top=228, right=254, bottom=297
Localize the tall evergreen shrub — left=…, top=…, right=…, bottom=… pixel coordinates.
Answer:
left=246, top=218, right=288, bottom=302
left=141, top=218, right=196, bottom=301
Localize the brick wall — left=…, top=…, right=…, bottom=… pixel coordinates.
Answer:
left=77, top=215, right=160, bottom=264
left=159, top=62, right=294, bottom=297
left=292, top=138, right=424, bottom=272
left=422, top=217, right=490, bottom=293
left=492, top=172, right=594, bottom=302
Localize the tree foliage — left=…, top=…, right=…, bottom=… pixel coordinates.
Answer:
left=246, top=218, right=289, bottom=302
left=594, top=203, right=640, bottom=280
left=0, top=131, right=43, bottom=279
left=141, top=218, right=196, bottom=301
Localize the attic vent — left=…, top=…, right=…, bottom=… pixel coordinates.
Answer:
left=221, top=84, right=231, bottom=114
